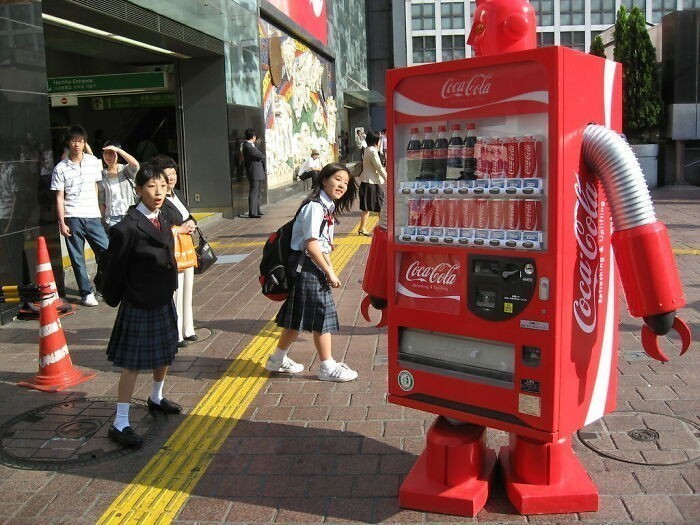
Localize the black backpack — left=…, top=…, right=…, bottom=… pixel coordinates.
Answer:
left=259, top=199, right=327, bottom=301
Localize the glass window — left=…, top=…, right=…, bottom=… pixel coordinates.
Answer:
left=590, top=0, right=617, bottom=25
left=623, top=1, right=647, bottom=10
left=531, top=0, right=555, bottom=26
left=537, top=32, right=555, bottom=47
left=442, top=34, right=466, bottom=61
left=652, top=0, right=678, bottom=22
left=412, top=3, right=435, bottom=31
left=441, top=1, right=465, bottom=30
left=560, top=0, right=586, bottom=26
left=413, top=35, right=436, bottom=64
left=559, top=31, right=586, bottom=51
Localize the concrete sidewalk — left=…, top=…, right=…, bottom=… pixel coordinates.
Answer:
left=0, top=186, right=697, bottom=524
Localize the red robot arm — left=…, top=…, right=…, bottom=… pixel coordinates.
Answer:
left=582, top=125, right=692, bottom=361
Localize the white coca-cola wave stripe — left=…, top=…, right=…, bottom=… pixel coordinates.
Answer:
left=394, top=90, right=549, bottom=118
left=585, top=249, right=616, bottom=425
left=396, top=282, right=460, bottom=302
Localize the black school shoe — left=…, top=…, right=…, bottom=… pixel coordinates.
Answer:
left=185, top=334, right=198, bottom=342
left=147, top=397, right=182, bottom=414
left=108, top=425, right=144, bottom=447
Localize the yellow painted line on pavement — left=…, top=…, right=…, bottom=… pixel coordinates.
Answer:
left=97, top=217, right=376, bottom=524
left=673, top=248, right=700, bottom=255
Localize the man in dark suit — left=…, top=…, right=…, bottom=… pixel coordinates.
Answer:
left=240, top=128, right=266, bottom=218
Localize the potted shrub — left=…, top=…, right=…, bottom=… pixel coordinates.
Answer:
left=613, top=6, right=663, bottom=187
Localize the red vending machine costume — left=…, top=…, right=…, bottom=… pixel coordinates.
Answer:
left=360, top=13, right=693, bottom=516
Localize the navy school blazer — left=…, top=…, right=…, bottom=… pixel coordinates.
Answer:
left=102, top=207, right=178, bottom=308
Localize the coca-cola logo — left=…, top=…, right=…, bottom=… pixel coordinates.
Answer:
left=522, top=142, right=535, bottom=175
left=406, top=261, right=458, bottom=286
left=573, top=172, right=599, bottom=334
left=441, top=73, right=493, bottom=100
left=506, top=143, right=518, bottom=172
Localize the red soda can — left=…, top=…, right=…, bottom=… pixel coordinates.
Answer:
left=505, top=137, right=520, bottom=178
left=460, top=199, right=474, bottom=228
left=419, top=199, right=433, bottom=226
left=505, top=198, right=521, bottom=230
left=475, top=198, right=490, bottom=229
left=520, top=136, right=539, bottom=178
left=445, top=199, right=459, bottom=227
left=408, top=199, right=421, bottom=226
left=432, top=199, right=445, bottom=227
left=522, top=199, right=542, bottom=230
left=490, top=199, right=505, bottom=229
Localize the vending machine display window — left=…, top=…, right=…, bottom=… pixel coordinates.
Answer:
left=399, top=328, right=515, bottom=385
left=394, top=112, right=548, bottom=252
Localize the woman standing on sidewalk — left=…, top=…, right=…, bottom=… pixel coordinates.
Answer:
left=265, top=163, right=360, bottom=382
left=357, top=130, right=387, bottom=236
left=154, top=155, right=198, bottom=348
left=101, top=162, right=182, bottom=447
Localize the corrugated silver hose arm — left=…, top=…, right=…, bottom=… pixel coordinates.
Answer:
left=581, top=124, right=656, bottom=231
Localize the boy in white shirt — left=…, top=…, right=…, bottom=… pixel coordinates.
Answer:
left=51, top=125, right=109, bottom=307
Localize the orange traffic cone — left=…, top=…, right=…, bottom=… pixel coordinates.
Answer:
left=18, top=236, right=96, bottom=392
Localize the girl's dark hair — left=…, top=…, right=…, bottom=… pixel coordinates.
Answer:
left=307, top=162, right=358, bottom=216
left=103, top=140, right=121, bottom=149
left=365, top=130, right=380, bottom=147
left=152, top=154, right=178, bottom=173
left=135, top=161, right=167, bottom=187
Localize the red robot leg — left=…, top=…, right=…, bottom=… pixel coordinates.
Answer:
left=399, top=417, right=497, bottom=516
left=500, top=434, right=598, bottom=514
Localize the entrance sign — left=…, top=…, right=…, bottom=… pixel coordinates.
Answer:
left=47, top=72, right=168, bottom=94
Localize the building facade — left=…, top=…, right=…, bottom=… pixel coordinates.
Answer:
left=0, top=0, right=369, bottom=323
left=396, top=0, right=700, bottom=66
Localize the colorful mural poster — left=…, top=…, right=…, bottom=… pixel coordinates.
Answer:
left=260, top=22, right=337, bottom=189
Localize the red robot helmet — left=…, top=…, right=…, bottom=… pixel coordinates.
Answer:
left=467, top=0, right=537, bottom=57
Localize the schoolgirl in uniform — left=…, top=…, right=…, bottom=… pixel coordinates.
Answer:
left=101, top=162, right=182, bottom=447
left=265, top=163, right=359, bottom=382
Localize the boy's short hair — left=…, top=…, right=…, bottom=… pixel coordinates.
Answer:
left=245, top=128, right=257, bottom=140
left=67, top=125, right=87, bottom=142
left=134, top=161, right=167, bottom=187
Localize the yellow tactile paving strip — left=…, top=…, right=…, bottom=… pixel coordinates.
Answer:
left=97, top=217, right=376, bottom=524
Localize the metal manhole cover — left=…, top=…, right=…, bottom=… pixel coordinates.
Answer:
left=0, top=397, right=164, bottom=471
left=577, top=411, right=700, bottom=466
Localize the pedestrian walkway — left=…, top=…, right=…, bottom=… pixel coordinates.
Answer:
left=0, top=186, right=697, bottom=523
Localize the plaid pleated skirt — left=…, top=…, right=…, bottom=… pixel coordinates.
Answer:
left=275, top=258, right=339, bottom=334
left=106, top=300, right=179, bottom=370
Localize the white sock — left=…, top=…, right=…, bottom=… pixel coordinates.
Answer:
left=320, top=358, right=336, bottom=371
left=114, top=403, right=130, bottom=431
left=271, top=347, right=288, bottom=362
left=151, top=380, right=165, bottom=405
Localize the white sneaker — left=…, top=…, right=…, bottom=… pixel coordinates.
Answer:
left=265, top=356, right=304, bottom=374
left=318, top=362, right=358, bottom=382
left=81, top=293, right=98, bottom=307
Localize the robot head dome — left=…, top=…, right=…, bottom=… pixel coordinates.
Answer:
left=467, top=0, right=537, bottom=57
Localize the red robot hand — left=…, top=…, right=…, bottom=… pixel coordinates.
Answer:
left=360, top=226, right=389, bottom=328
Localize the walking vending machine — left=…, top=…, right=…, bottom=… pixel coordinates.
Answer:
left=360, top=0, right=692, bottom=517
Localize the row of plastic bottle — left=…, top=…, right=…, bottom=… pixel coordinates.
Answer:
left=406, top=124, right=477, bottom=181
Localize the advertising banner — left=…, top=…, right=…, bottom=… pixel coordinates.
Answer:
left=266, top=0, right=328, bottom=45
